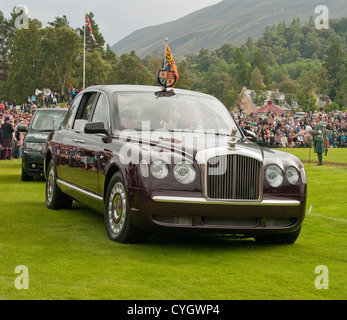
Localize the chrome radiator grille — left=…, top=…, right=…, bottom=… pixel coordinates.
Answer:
left=206, top=155, right=262, bottom=201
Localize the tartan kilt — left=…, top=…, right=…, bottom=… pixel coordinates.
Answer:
left=2, top=138, right=13, bottom=148
left=314, top=141, right=324, bottom=154
left=324, top=139, right=329, bottom=149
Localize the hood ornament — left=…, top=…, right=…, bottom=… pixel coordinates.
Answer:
left=228, top=128, right=239, bottom=151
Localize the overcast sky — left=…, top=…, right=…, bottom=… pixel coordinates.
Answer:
left=1, top=0, right=222, bottom=46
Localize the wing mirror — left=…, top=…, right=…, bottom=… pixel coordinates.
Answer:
left=84, top=122, right=108, bottom=135
left=17, top=125, right=28, bottom=132
left=244, top=129, right=257, bottom=142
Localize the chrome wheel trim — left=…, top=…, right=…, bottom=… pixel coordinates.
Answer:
left=47, top=166, right=55, bottom=205
left=108, top=182, right=127, bottom=236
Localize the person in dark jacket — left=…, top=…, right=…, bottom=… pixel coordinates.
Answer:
left=1, top=117, right=14, bottom=159
left=311, top=116, right=324, bottom=166
left=0, top=119, right=3, bottom=160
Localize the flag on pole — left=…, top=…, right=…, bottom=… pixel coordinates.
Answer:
left=162, top=44, right=179, bottom=82
left=85, top=14, right=96, bottom=42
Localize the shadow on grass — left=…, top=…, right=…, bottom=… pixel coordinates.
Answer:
left=44, top=203, right=294, bottom=251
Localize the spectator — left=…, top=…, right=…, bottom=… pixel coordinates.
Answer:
left=1, top=117, right=14, bottom=160
left=311, top=116, right=324, bottom=166
left=323, top=125, right=329, bottom=156
left=0, top=118, right=3, bottom=159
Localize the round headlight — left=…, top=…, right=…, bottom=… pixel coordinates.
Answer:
left=286, top=166, right=300, bottom=185
left=150, top=160, right=169, bottom=179
left=25, top=142, right=43, bottom=152
left=266, top=165, right=283, bottom=188
left=174, top=162, right=196, bottom=184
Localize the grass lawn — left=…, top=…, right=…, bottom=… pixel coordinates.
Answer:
left=0, top=149, right=346, bottom=300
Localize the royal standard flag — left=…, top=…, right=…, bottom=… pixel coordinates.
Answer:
left=162, top=44, right=179, bottom=82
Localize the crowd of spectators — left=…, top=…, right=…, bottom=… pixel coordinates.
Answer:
left=235, top=109, right=347, bottom=149
left=0, top=88, right=78, bottom=160
left=1, top=91, right=347, bottom=161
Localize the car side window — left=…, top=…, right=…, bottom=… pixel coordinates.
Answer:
left=61, top=94, right=83, bottom=129
left=91, top=94, right=109, bottom=129
left=73, top=92, right=98, bottom=132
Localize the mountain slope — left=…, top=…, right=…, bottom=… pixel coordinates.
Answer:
left=111, top=0, right=347, bottom=58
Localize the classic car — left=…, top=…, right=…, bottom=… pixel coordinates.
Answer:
left=44, top=85, right=307, bottom=244
left=19, top=108, right=67, bottom=181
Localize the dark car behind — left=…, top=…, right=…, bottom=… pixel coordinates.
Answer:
left=19, top=108, right=67, bottom=181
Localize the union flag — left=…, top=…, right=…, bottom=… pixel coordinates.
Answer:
left=85, top=14, right=96, bottom=42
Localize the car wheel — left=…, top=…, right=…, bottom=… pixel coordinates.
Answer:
left=21, top=165, right=33, bottom=181
left=46, top=160, right=72, bottom=210
left=105, top=172, right=148, bottom=244
left=255, top=227, right=302, bottom=245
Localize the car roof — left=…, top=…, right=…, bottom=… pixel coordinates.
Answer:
left=84, top=84, right=216, bottom=99
left=35, top=108, right=67, bottom=112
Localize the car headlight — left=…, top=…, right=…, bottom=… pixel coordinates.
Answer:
left=25, top=142, right=43, bottom=152
left=286, top=166, right=300, bottom=185
left=139, top=160, right=149, bottom=178
left=266, top=165, right=283, bottom=188
left=174, top=162, right=196, bottom=184
left=150, top=160, right=169, bottom=179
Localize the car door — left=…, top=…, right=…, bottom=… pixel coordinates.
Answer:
left=56, top=93, right=83, bottom=181
left=68, top=91, right=101, bottom=195
left=75, top=92, right=111, bottom=196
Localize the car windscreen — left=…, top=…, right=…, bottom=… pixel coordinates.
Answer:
left=31, top=110, right=67, bottom=131
left=116, top=92, right=239, bottom=136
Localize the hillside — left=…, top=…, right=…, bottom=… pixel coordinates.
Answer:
left=111, top=0, right=347, bottom=58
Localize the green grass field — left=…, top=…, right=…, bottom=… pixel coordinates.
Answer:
left=0, top=149, right=346, bottom=300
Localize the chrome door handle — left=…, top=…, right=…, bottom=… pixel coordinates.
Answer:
left=72, top=139, right=85, bottom=144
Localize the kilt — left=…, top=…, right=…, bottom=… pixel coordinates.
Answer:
left=2, top=138, right=13, bottom=148
left=324, top=139, right=329, bottom=149
left=314, top=141, right=324, bottom=154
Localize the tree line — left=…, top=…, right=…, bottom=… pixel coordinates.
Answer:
left=0, top=7, right=346, bottom=112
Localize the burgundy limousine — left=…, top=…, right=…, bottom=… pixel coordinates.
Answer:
left=45, top=85, right=307, bottom=244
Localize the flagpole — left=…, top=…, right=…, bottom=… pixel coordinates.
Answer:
left=164, top=38, right=168, bottom=68
left=83, top=10, right=86, bottom=90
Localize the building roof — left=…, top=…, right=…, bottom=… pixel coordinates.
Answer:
left=255, top=100, right=285, bottom=115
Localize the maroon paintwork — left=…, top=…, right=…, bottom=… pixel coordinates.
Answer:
left=44, top=85, right=307, bottom=243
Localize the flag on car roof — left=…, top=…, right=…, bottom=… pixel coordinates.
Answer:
left=162, top=44, right=179, bottom=82
left=85, top=14, right=96, bottom=42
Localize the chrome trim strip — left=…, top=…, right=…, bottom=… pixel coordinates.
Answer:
left=57, top=179, right=103, bottom=201
left=153, top=196, right=300, bottom=207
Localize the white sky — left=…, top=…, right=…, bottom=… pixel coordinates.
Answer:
left=1, top=0, right=222, bottom=46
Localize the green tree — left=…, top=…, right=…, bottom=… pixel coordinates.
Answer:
left=233, top=48, right=250, bottom=88
left=7, top=19, right=47, bottom=102
left=201, top=72, right=232, bottom=101
left=250, top=67, right=266, bottom=91
left=176, top=60, right=194, bottom=90
left=41, top=26, right=82, bottom=94
left=195, top=49, right=219, bottom=73
left=251, top=49, right=270, bottom=85
left=0, top=11, right=10, bottom=96
left=279, top=75, right=298, bottom=112
left=215, top=43, right=235, bottom=64
left=48, top=15, right=70, bottom=28
left=297, top=70, right=318, bottom=112
left=83, top=50, right=111, bottom=87
left=324, top=36, right=344, bottom=102
left=112, top=51, right=152, bottom=85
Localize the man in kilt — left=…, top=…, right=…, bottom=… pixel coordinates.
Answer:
left=311, top=116, right=324, bottom=166
left=323, top=125, right=329, bottom=156
left=1, top=117, right=14, bottom=160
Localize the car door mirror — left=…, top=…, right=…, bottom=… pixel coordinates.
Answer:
left=244, top=129, right=257, bottom=142
left=84, top=122, right=108, bottom=135
left=18, top=125, right=28, bottom=132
